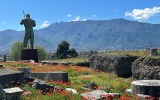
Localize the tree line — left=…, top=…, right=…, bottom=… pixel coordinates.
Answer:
left=11, top=41, right=78, bottom=61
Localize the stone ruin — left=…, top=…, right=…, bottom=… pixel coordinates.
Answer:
left=150, top=48, right=158, bottom=56
left=126, top=80, right=160, bottom=99
left=0, top=65, right=69, bottom=100
left=0, top=63, right=122, bottom=100
left=89, top=53, right=160, bottom=80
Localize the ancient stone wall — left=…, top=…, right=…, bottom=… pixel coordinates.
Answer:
left=132, top=57, right=160, bottom=79
left=89, top=54, right=138, bottom=77
left=90, top=54, right=160, bottom=79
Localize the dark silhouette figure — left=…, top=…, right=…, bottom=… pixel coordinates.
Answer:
left=20, top=14, right=36, bottom=49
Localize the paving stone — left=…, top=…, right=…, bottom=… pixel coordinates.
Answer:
left=66, top=88, right=78, bottom=95
left=81, top=90, right=120, bottom=100
left=31, top=72, right=68, bottom=82
left=3, top=87, right=23, bottom=100
left=80, top=90, right=107, bottom=100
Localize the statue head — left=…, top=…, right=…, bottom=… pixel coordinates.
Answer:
left=26, top=14, right=30, bottom=18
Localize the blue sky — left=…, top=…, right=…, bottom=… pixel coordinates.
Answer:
left=0, top=0, right=160, bottom=31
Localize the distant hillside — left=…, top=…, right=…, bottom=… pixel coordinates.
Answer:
left=1, top=19, right=160, bottom=52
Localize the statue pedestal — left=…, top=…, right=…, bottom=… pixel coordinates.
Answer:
left=21, top=49, right=39, bottom=62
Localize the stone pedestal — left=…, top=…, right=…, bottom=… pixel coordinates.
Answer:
left=21, top=49, right=39, bottom=62
left=126, top=80, right=160, bottom=99
left=31, top=72, right=68, bottom=82
left=131, top=80, right=160, bottom=97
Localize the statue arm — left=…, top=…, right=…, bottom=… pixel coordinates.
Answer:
left=20, top=19, right=25, bottom=25
left=33, top=20, right=36, bottom=27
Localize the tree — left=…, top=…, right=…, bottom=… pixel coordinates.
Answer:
left=67, top=48, right=78, bottom=58
left=35, top=46, right=46, bottom=61
left=54, top=41, right=78, bottom=59
left=10, top=42, right=23, bottom=61
left=10, top=42, right=46, bottom=61
left=56, top=41, right=70, bottom=59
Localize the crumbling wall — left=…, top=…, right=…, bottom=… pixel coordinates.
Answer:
left=89, top=54, right=138, bottom=77
left=132, top=57, right=160, bottom=79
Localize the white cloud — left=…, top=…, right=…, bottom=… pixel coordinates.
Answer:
left=82, top=18, right=87, bottom=21
left=68, top=14, right=72, bottom=17
left=125, top=7, right=160, bottom=19
left=40, top=21, right=50, bottom=28
left=72, top=16, right=80, bottom=21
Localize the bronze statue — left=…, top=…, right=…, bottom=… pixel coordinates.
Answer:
left=20, top=14, right=36, bottom=49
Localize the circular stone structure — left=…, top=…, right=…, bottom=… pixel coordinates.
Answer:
left=131, top=80, right=160, bottom=97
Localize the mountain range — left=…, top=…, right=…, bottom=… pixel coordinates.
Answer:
left=1, top=19, right=160, bottom=53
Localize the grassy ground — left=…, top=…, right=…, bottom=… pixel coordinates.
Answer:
left=106, top=50, right=160, bottom=59
left=2, top=61, right=134, bottom=100
left=50, top=57, right=88, bottom=63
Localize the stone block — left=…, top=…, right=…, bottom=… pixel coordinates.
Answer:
left=137, top=94, right=153, bottom=100
left=42, top=61, right=51, bottom=65
left=0, top=84, right=5, bottom=99
left=0, top=68, right=24, bottom=87
left=21, top=49, right=39, bottom=62
left=24, top=77, right=35, bottom=83
left=150, top=48, right=158, bottom=56
left=66, top=88, right=78, bottom=95
left=31, top=72, right=68, bottom=82
left=72, top=61, right=90, bottom=67
left=3, top=87, right=23, bottom=100
left=89, top=54, right=138, bottom=77
left=18, top=67, right=31, bottom=78
left=32, top=79, right=54, bottom=93
left=0, top=64, right=3, bottom=68
left=132, top=57, right=160, bottom=80
left=131, top=80, right=160, bottom=97
left=81, top=90, right=120, bottom=100
left=58, top=62, right=70, bottom=66
left=80, top=90, right=107, bottom=100
left=51, top=62, right=58, bottom=66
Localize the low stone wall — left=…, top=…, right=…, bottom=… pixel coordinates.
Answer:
left=89, top=54, right=138, bottom=77
left=0, top=68, right=24, bottom=87
left=132, top=57, right=160, bottom=80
